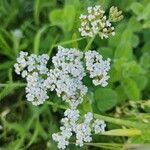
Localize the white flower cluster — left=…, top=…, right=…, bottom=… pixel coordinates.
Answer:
left=79, top=5, right=115, bottom=39
left=14, top=48, right=110, bottom=107
left=44, top=46, right=87, bottom=109
left=52, top=109, right=106, bottom=149
left=92, top=119, right=106, bottom=134
left=14, top=48, right=109, bottom=149
left=85, top=50, right=111, bottom=87
left=14, top=51, right=49, bottom=105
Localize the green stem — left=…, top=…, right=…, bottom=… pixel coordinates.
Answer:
left=94, top=114, right=149, bottom=129
left=0, top=83, right=26, bottom=87
left=47, top=37, right=86, bottom=56
left=84, top=143, right=123, bottom=150
left=84, top=35, right=96, bottom=51
left=48, top=35, right=59, bottom=56
left=33, top=24, right=54, bottom=54
left=53, top=37, right=86, bottom=47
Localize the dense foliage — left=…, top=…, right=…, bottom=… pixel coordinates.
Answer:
left=0, top=0, right=150, bottom=150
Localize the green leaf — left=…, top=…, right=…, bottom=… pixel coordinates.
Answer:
left=98, top=47, right=113, bottom=59
left=122, top=61, right=142, bottom=77
left=94, top=88, right=118, bottom=112
left=115, top=85, right=127, bottom=103
left=127, top=16, right=142, bottom=32
left=72, top=33, right=78, bottom=48
left=131, top=35, right=139, bottom=48
left=34, top=0, right=40, bottom=25
left=142, top=42, right=150, bottom=53
left=84, top=143, right=123, bottom=150
left=49, top=9, right=63, bottom=26
left=121, top=78, right=140, bottom=100
left=143, top=20, right=150, bottom=28
left=108, top=32, right=121, bottom=47
left=49, top=5, right=75, bottom=32
left=114, top=42, right=132, bottom=60
left=0, top=35, right=14, bottom=59
left=114, top=29, right=133, bottom=60
left=130, top=2, right=150, bottom=21
left=103, top=128, right=141, bottom=136
left=78, top=95, right=93, bottom=113
left=140, top=52, right=150, bottom=69
left=33, top=25, right=49, bottom=54
left=109, top=66, right=122, bottom=82
left=142, top=3, right=150, bottom=20
left=0, top=61, right=14, bottom=70
left=94, top=113, right=149, bottom=129
left=130, top=2, right=144, bottom=20
left=133, top=75, right=148, bottom=91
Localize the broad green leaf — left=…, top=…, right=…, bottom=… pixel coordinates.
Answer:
left=108, top=32, right=121, bottom=47
left=49, top=9, right=64, bottom=27
left=113, top=58, right=127, bottom=72
left=114, top=42, right=132, bottom=60
left=49, top=5, right=75, bottom=32
left=122, top=61, right=142, bottom=77
left=115, top=85, right=127, bottom=103
left=121, top=78, right=140, bottom=100
left=130, top=2, right=144, bottom=20
left=143, top=30, right=150, bottom=43
left=109, top=66, right=122, bottom=82
left=94, top=88, right=118, bottom=112
left=78, top=95, right=93, bottom=113
left=133, top=75, right=148, bottom=91
left=140, top=52, right=150, bottom=69
left=142, top=3, right=150, bottom=20
left=98, top=47, right=113, bottom=58
left=130, top=2, right=150, bottom=21
left=141, top=42, right=150, bottom=54
left=143, top=20, right=150, bottom=28
left=114, top=29, right=133, bottom=60
left=127, top=16, right=142, bottom=32
left=131, top=35, right=139, bottom=48
left=120, top=0, right=136, bottom=11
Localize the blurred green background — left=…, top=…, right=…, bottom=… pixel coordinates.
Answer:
left=0, top=0, right=150, bottom=149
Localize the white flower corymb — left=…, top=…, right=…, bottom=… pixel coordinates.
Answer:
left=85, top=50, right=111, bottom=87
left=79, top=5, right=115, bottom=39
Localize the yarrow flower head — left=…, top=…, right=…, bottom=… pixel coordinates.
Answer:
left=79, top=5, right=115, bottom=39
left=109, top=6, right=123, bottom=22
left=14, top=51, right=49, bottom=105
left=85, top=50, right=111, bottom=87
left=14, top=47, right=111, bottom=106
left=44, top=46, right=87, bottom=109
left=52, top=109, right=106, bottom=149
left=92, top=119, right=106, bottom=134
